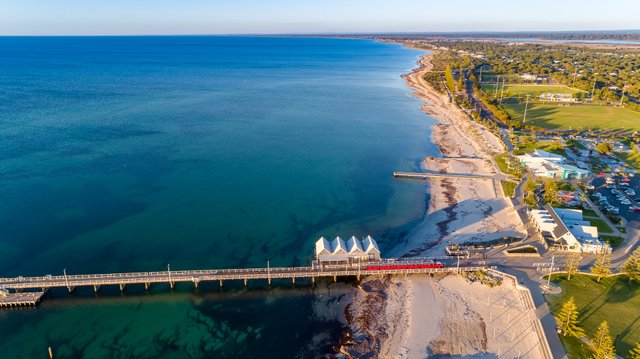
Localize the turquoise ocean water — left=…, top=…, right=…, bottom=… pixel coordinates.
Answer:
left=0, top=36, right=437, bottom=358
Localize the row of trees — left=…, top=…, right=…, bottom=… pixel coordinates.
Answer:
left=563, top=247, right=640, bottom=283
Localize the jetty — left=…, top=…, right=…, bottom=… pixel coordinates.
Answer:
left=0, top=236, right=486, bottom=308
left=393, top=171, right=495, bottom=180
left=0, top=289, right=45, bottom=308
left=0, top=263, right=485, bottom=307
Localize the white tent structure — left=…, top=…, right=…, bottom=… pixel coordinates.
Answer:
left=314, top=235, right=381, bottom=266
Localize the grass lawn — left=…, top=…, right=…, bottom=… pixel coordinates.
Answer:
left=618, top=226, right=627, bottom=234
left=546, top=274, right=640, bottom=357
left=501, top=103, right=640, bottom=131
left=494, top=152, right=511, bottom=173
left=501, top=181, right=517, bottom=197
left=601, top=234, right=624, bottom=247
left=617, top=151, right=640, bottom=170
left=566, top=139, right=587, bottom=150
left=480, top=84, right=584, bottom=98
left=587, top=217, right=614, bottom=233
left=557, top=182, right=575, bottom=191
left=514, top=141, right=566, bottom=156
left=582, top=209, right=598, bottom=217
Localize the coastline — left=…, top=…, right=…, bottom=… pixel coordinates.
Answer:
left=337, top=44, right=530, bottom=358
left=393, top=46, right=524, bottom=257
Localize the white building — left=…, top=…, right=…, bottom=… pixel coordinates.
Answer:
left=520, top=73, right=547, bottom=82
left=530, top=204, right=610, bottom=253
left=517, top=149, right=590, bottom=179
left=538, top=93, right=578, bottom=103
left=315, top=235, right=381, bottom=266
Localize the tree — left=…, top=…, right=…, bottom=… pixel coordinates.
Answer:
left=556, top=296, right=584, bottom=337
left=445, top=65, right=455, bottom=94
left=543, top=178, right=558, bottom=204
left=590, top=251, right=611, bottom=282
left=595, top=142, right=614, bottom=155
left=458, top=73, right=465, bottom=92
left=629, top=343, right=640, bottom=359
left=564, top=252, right=582, bottom=280
left=591, top=321, right=615, bottom=359
left=622, top=248, right=640, bottom=282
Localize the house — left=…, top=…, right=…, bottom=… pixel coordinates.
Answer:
left=530, top=205, right=610, bottom=253
left=517, top=149, right=590, bottom=179
left=315, top=235, right=381, bottom=267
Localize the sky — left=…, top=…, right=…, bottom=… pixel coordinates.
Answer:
left=1, top=0, right=639, bottom=36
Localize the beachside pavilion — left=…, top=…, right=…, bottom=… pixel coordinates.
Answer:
left=529, top=204, right=610, bottom=254
left=517, top=149, right=590, bottom=180
left=314, top=236, right=381, bottom=267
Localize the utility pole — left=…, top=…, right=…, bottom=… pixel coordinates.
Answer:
left=167, top=263, right=172, bottom=288
left=63, top=268, right=70, bottom=292
left=523, top=95, right=530, bottom=124
left=494, top=75, right=500, bottom=99
left=499, top=77, right=506, bottom=103
left=591, top=73, right=598, bottom=98
left=479, top=66, right=483, bottom=83
left=572, top=68, right=578, bottom=87
left=547, top=256, right=555, bottom=287
left=267, top=259, right=271, bottom=286
left=619, top=85, right=627, bottom=108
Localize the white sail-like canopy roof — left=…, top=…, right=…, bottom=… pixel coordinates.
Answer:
left=315, top=237, right=331, bottom=256
left=362, top=235, right=380, bottom=255
left=315, top=235, right=381, bottom=262
left=331, top=236, right=348, bottom=254
left=346, top=236, right=365, bottom=254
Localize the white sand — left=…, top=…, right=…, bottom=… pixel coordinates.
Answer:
left=341, top=50, right=544, bottom=358
left=379, top=275, right=443, bottom=358
left=430, top=275, right=545, bottom=359
left=344, top=274, right=546, bottom=359
left=389, top=51, right=524, bottom=257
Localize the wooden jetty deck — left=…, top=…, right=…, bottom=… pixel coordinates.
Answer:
left=393, top=171, right=495, bottom=180
left=0, top=262, right=486, bottom=308
left=0, top=290, right=45, bottom=308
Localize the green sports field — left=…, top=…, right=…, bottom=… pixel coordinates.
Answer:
left=501, top=103, right=640, bottom=131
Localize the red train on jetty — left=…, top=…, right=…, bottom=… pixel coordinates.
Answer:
left=364, top=260, right=445, bottom=271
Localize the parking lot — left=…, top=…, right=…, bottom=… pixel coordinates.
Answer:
left=592, top=173, right=640, bottom=223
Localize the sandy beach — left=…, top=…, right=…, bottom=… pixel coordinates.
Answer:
left=340, top=274, right=547, bottom=359
left=390, top=49, right=524, bottom=257
left=337, top=48, right=542, bottom=358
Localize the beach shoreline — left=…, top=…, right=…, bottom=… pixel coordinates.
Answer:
left=392, top=45, right=524, bottom=257
left=336, top=42, right=531, bottom=358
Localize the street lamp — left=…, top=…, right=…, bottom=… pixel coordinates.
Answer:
left=267, top=259, right=271, bottom=286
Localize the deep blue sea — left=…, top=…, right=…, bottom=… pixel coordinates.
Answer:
left=0, top=36, right=437, bottom=358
